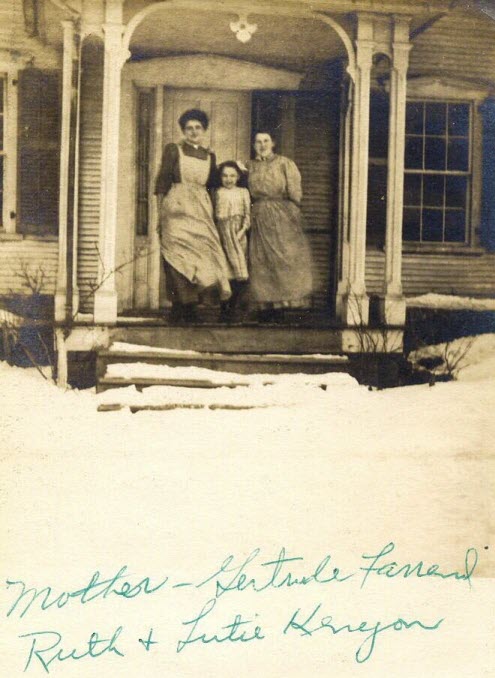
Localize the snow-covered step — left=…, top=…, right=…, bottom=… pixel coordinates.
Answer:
left=96, top=374, right=359, bottom=413
left=96, top=342, right=351, bottom=392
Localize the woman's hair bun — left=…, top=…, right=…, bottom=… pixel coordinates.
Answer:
left=178, top=109, right=209, bottom=131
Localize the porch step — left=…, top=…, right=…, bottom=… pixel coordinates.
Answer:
left=96, top=344, right=351, bottom=392
left=108, top=324, right=345, bottom=354
left=97, top=402, right=270, bottom=413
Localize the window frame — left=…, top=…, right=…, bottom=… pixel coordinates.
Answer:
left=403, top=97, right=473, bottom=246
left=0, top=66, right=19, bottom=235
left=401, top=76, right=489, bottom=253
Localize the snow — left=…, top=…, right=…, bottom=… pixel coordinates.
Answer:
left=1, top=335, right=494, bottom=676
left=0, top=333, right=493, bottom=456
left=409, top=333, right=495, bottom=382
left=109, top=341, right=349, bottom=362
left=406, top=293, right=495, bottom=311
left=105, top=361, right=356, bottom=388
left=0, top=309, right=23, bottom=327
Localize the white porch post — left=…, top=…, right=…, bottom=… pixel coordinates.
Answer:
left=379, top=16, right=411, bottom=325
left=94, top=1, right=128, bottom=323
left=337, top=14, right=373, bottom=326
left=55, top=20, right=75, bottom=322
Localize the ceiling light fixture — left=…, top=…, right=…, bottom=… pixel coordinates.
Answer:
left=230, top=15, right=257, bottom=43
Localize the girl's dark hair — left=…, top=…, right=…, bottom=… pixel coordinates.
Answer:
left=217, top=161, right=248, bottom=188
left=178, top=108, right=209, bottom=131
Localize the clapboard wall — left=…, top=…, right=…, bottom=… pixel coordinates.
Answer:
left=365, top=7, right=495, bottom=300
left=409, top=7, right=495, bottom=84
left=0, top=238, right=57, bottom=294
left=0, top=0, right=60, bottom=297
left=295, top=92, right=339, bottom=309
left=366, top=250, right=495, bottom=297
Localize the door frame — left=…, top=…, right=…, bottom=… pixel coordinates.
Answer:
left=118, top=55, right=305, bottom=313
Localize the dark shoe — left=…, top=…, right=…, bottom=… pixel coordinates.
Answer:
left=169, top=303, right=183, bottom=325
left=182, top=303, right=199, bottom=324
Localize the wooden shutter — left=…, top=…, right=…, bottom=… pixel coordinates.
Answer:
left=252, top=90, right=339, bottom=310
left=480, top=98, right=495, bottom=251
left=18, top=68, right=60, bottom=235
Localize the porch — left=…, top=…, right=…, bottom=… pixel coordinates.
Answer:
left=53, top=0, right=431, bottom=333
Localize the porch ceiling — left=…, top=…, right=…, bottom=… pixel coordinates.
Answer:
left=129, top=8, right=353, bottom=71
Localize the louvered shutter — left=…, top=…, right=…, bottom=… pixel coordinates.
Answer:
left=252, top=91, right=338, bottom=310
left=480, top=98, right=495, bottom=251
left=18, top=69, right=60, bottom=235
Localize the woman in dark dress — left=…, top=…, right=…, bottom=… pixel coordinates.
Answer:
left=155, top=109, right=231, bottom=323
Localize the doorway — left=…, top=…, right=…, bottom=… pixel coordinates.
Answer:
left=133, top=87, right=251, bottom=310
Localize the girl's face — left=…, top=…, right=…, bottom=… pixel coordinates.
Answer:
left=184, top=119, right=206, bottom=145
left=254, top=133, right=275, bottom=158
left=221, top=166, right=240, bottom=189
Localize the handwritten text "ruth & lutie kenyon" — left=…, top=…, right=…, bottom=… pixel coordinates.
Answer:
left=4, top=542, right=479, bottom=672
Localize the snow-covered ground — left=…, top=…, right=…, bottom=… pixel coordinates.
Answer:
left=1, top=335, right=494, bottom=677
left=0, top=334, right=493, bottom=459
left=406, top=293, right=495, bottom=311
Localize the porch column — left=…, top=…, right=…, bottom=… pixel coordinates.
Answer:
left=93, top=2, right=129, bottom=323
left=379, top=16, right=411, bottom=325
left=55, top=20, right=75, bottom=322
left=337, top=14, right=373, bottom=325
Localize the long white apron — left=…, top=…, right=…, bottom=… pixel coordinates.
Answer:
left=160, top=145, right=231, bottom=300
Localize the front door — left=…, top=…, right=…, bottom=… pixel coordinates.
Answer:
left=132, top=87, right=251, bottom=311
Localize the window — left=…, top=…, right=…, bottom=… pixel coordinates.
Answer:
left=403, top=100, right=471, bottom=243
left=0, top=76, right=4, bottom=228
left=17, top=68, right=60, bottom=235
left=135, top=88, right=153, bottom=237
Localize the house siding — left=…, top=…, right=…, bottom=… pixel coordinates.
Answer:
left=366, top=250, right=495, bottom=297
left=409, top=8, right=495, bottom=85
left=362, top=7, right=495, bottom=301
left=0, top=0, right=60, bottom=299
left=0, top=239, right=57, bottom=294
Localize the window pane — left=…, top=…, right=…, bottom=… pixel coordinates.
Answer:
left=369, top=91, right=389, bottom=158
left=445, top=175, right=467, bottom=208
left=135, top=90, right=152, bottom=236
left=425, top=102, right=446, bottom=135
left=425, top=137, right=446, bottom=170
left=404, top=174, right=421, bottom=206
left=406, top=102, right=423, bottom=134
left=403, top=207, right=420, bottom=241
left=422, top=209, right=443, bottom=241
left=444, top=210, right=466, bottom=242
left=448, top=103, right=469, bottom=137
left=405, top=136, right=423, bottom=169
left=448, top=137, right=469, bottom=171
left=423, top=174, right=445, bottom=207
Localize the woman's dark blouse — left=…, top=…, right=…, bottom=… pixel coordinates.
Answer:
left=154, top=142, right=217, bottom=196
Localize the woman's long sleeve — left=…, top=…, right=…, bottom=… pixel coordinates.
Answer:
left=206, top=152, right=218, bottom=191
left=242, top=189, right=251, bottom=230
left=154, top=143, right=178, bottom=196
left=283, top=157, right=303, bottom=206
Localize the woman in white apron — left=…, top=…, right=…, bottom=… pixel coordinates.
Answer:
left=155, top=109, right=231, bottom=324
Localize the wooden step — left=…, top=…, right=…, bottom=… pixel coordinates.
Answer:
left=108, top=325, right=345, bottom=354
left=97, top=402, right=269, bottom=413
left=97, top=348, right=350, bottom=385
left=96, top=374, right=336, bottom=393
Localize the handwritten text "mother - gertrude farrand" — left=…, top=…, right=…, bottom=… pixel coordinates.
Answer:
left=4, top=542, right=479, bottom=672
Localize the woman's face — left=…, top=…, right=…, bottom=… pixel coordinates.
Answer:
left=221, top=167, right=240, bottom=189
left=254, top=133, right=275, bottom=158
left=183, top=119, right=206, bottom=145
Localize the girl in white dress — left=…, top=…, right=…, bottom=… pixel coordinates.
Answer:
left=215, top=161, right=251, bottom=321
